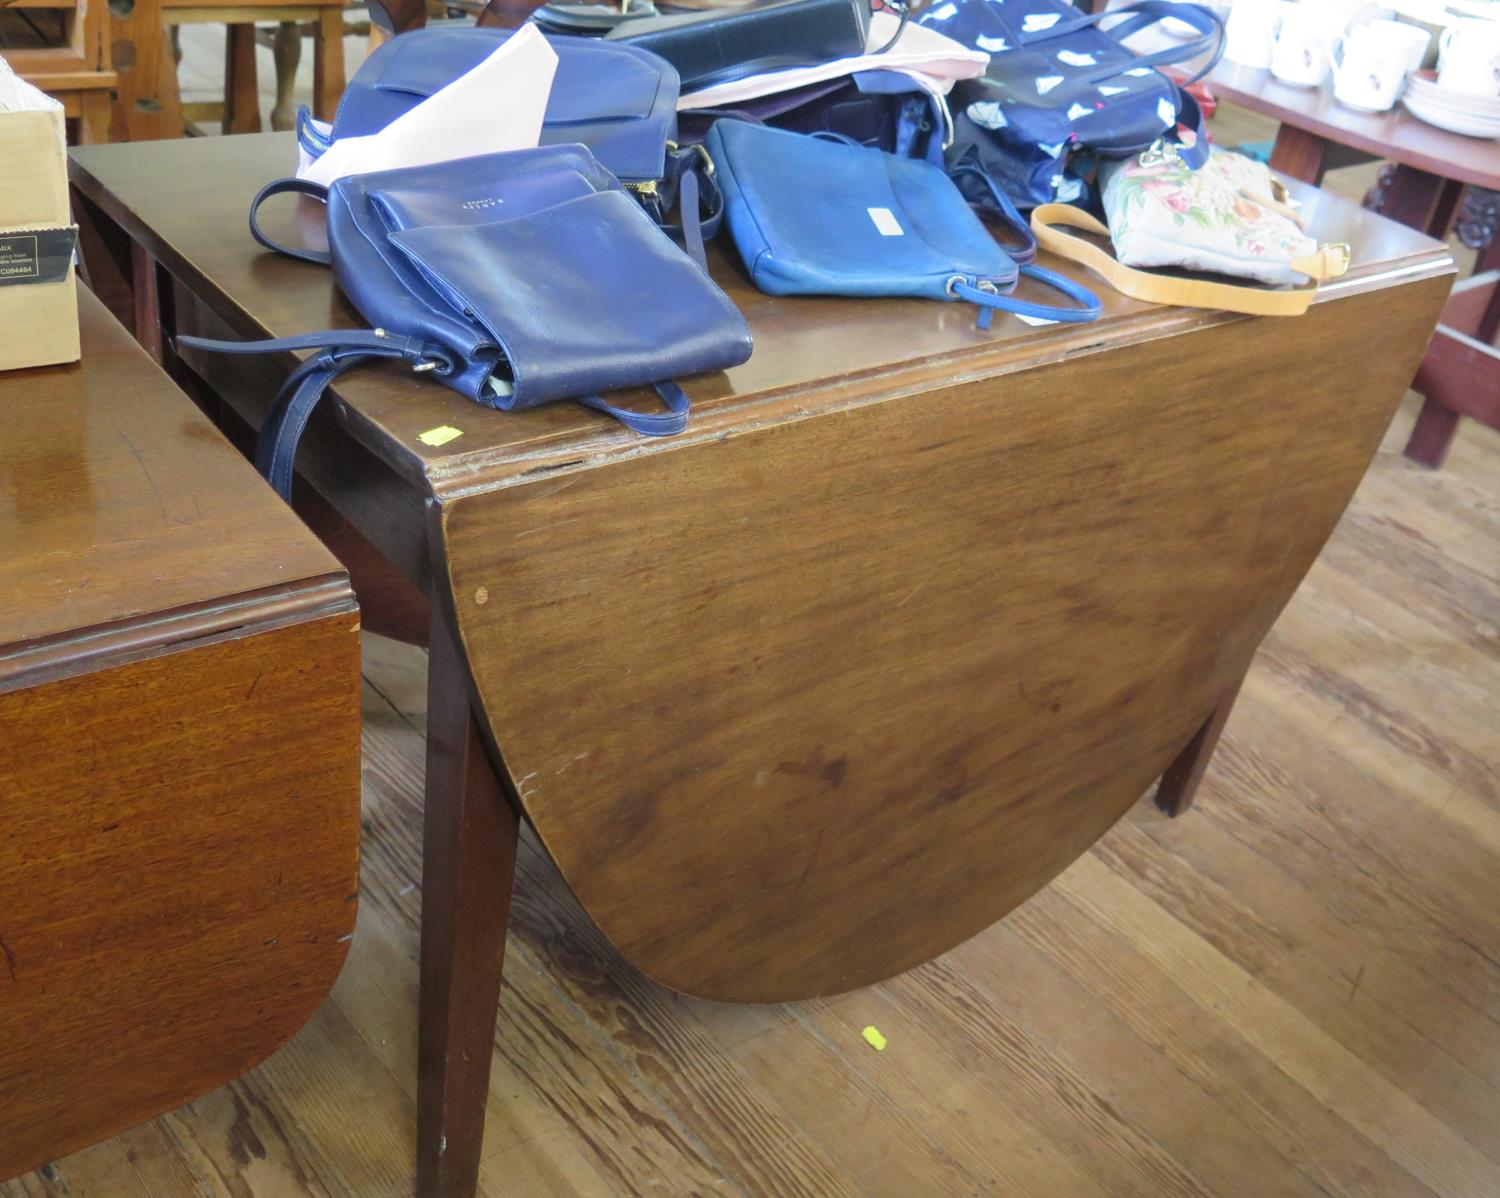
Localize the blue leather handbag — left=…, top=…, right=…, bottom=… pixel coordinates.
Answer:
left=273, top=28, right=721, bottom=265
left=706, top=119, right=1100, bottom=327
left=182, top=146, right=754, bottom=499
left=918, top=0, right=1224, bottom=210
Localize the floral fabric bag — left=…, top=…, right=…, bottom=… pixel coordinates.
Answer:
left=1104, top=147, right=1333, bottom=284
left=1030, top=145, right=1351, bottom=317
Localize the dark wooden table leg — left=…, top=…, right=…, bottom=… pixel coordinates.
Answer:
left=417, top=590, right=520, bottom=1198
left=1405, top=272, right=1500, bottom=467
left=71, top=188, right=136, bottom=329
left=1155, top=676, right=1245, bottom=818
left=131, top=242, right=166, bottom=364
left=1269, top=124, right=1331, bottom=186
left=1404, top=399, right=1462, bottom=468
left=1364, top=164, right=1463, bottom=238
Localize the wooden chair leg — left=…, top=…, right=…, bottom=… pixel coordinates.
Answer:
left=224, top=23, right=263, bottom=134
left=417, top=597, right=519, bottom=1198
left=77, top=90, right=113, bottom=145
left=312, top=8, right=347, bottom=122
left=270, top=21, right=302, bottom=131
left=1155, top=676, right=1244, bottom=818
left=1404, top=396, right=1461, bottom=468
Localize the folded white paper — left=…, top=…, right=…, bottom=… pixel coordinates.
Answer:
left=300, top=22, right=558, bottom=186
left=678, top=14, right=988, bottom=109
left=0, top=57, right=64, bottom=115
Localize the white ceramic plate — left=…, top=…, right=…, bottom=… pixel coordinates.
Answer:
left=1406, top=71, right=1500, bottom=114
left=1403, top=92, right=1500, bottom=136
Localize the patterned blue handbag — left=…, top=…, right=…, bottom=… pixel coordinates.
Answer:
left=918, top=0, right=1224, bottom=210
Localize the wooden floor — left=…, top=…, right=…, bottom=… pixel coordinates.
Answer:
left=7, top=382, right=1500, bottom=1198
left=8, top=97, right=1500, bottom=1195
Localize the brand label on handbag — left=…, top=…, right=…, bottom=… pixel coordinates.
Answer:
left=867, top=207, right=904, bottom=237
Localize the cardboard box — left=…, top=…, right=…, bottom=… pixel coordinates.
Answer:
left=0, top=70, right=81, bottom=373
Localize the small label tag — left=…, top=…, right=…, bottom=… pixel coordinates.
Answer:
left=418, top=425, right=463, bottom=447
left=0, top=226, right=76, bottom=287
left=867, top=207, right=903, bottom=237
left=1015, top=313, right=1060, bottom=327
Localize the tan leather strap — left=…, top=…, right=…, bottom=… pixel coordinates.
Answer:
left=1030, top=204, right=1350, bottom=318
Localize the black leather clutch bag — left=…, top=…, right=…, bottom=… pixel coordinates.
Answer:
left=606, top=0, right=872, bottom=91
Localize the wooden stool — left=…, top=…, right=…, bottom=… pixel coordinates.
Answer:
left=1405, top=271, right=1500, bottom=468
left=163, top=0, right=347, bottom=133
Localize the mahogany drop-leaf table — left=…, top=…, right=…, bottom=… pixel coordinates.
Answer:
left=69, top=132, right=1452, bottom=1198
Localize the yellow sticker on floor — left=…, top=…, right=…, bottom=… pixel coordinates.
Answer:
left=418, top=425, right=463, bottom=447
left=861, top=1026, right=887, bottom=1051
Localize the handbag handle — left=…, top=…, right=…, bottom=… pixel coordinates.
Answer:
left=948, top=160, right=1037, bottom=264
left=1022, top=2, right=1226, bottom=87
left=249, top=176, right=334, bottom=265
left=952, top=263, right=1102, bottom=328
left=1030, top=203, right=1349, bottom=318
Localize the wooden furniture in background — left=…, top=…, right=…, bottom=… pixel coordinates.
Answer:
left=69, top=131, right=1452, bottom=1198
left=1205, top=61, right=1500, bottom=238
left=163, top=0, right=347, bottom=134
left=105, top=0, right=182, bottom=139
left=0, top=285, right=362, bottom=1181
left=1203, top=61, right=1500, bottom=467
left=2, top=0, right=117, bottom=141
left=1407, top=270, right=1500, bottom=466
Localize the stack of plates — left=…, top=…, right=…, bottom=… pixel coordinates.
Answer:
left=1403, top=70, right=1500, bottom=138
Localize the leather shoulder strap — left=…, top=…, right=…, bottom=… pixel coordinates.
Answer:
left=1030, top=203, right=1349, bottom=318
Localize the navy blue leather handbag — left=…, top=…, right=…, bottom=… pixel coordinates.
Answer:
left=677, top=68, right=948, bottom=167
left=918, top=0, right=1224, bottom=210
left=277, top=28, right=721, bottom=265
left=181, top=146, right=753, bottom=499
left=706, top=120, right=1100, bottom=327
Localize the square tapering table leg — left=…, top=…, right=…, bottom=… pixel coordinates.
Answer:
left=1155, top=676, right=1245, bottom=818
left=417, top=597, right=520, bottom=1198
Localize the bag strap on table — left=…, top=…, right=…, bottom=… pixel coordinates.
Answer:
left=1030, top=203, right=1349, bottom=318
left=176, top=328, right=692, bottom=500
left=952, top=263, right=1102, bottom=330
left=249, top=177, right=333, bottom=265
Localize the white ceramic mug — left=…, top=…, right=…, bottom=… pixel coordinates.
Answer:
left=1271, top=5, right=1332, bottom=87
left=1225, top=0, right=1285, bottom=70
left=1331, top=24, right=1415, bottom=111
left=1370, top=18, right=1434, bottom=73
left=1438, top=19, right=1500, bottom=96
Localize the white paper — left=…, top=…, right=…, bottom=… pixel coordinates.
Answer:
left=0, top=57, right=64, bottom=115
left=678, top=15, right=987, bottom=109
left=300, top=23, right=558, bottom=187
